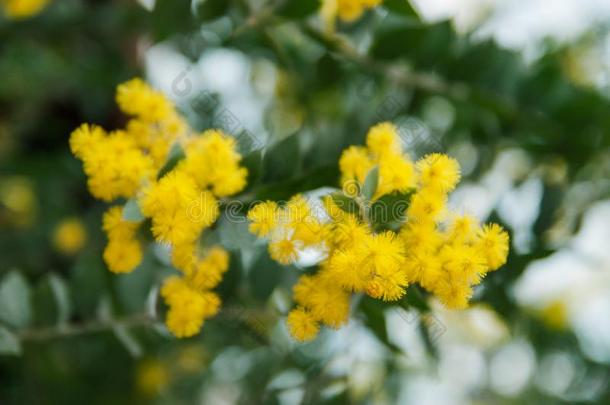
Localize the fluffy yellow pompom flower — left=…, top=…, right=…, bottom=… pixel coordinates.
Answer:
left=476, top=224, right=510, bottom=270
left=248, top=201, right=280, bottom=237
left=366, top=122, right=401, bottom=158
left=287, top=308, right=320, bottom=342
left=269, top=237, right=300, bottom=265
left=161, top=276, right=221, bottom=338
left=101, top=206, right=143, bottom=273
left=339, top=146, right=373, bottom=185
left=186, top=246, right=230, bottom=290
left=1, top=0, right=49, bottom=19
left=416, top=153, right=461, bottom=193
left=178, top=129, right=248, bottom=197
left=52, top=218, right=87, bottom=255
left=103, top=238, right=143, bottom=274
left=141, top=171, right=219, bottom=245
left=70, top=125, right=154, bottom=201
left=116, top=78, right=174, bottom=123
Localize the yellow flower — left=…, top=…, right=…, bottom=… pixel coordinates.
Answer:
left=407, top=188, right=447, bottom=223
left=539, top=300, right=568, bottom=331
left=287, top=308, right=319, bottom=342
left=416, top=153, right=461, bottom=193
left=366, top=121, right=401, bottom=158
left=377, top=153, right=415, bottom=196
left=321, top=0, right=383, bottom=30
left=102, top=206, right=140, bottom=241
left=476, top=223, right=509, bottom=270
left=116, top=78, right=174, bottom=123
left=186, top=246, right=230, bottom=290
left=70, top=78, right=245, bottom=340
left=246, top=122, right=510, bottom=340
left=137, top=359, right=169, bottom=396
left=70, top=125, right=154, bottom=201
left=161, top=276, right=221, bottom=338
left=179, top=129, right=248, bottom=197
left=248, top=201, right=280, bottom=237
left=52, top=218, right=87, bottom=255
left=433, top=276, right=473, bottom=310
left=339, top=146, right=373, bottom=184
left=269, top=237, right=300, bottom=265
left=141, top=171, right=219, bottom=245
left=0, top=177, right=37, bottom=227
left=1, top=0, right=49, bottom=19
left=103, top=238, right=143, bottom=274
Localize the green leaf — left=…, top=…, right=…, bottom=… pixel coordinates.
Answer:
left=122, top=198, right=145, bottom=222
left=242, top=149, right=264, bottom=190
left=361, top=166, right=379, bottom=201
left=384, top=0, right=419, bottom=18
left=156, top=143, right=185, bottom=180
left=359, top=296, right=402, bottom=353
left=263, top=135, right=301, bottom=182
left=330, top=193, right=361, bottom=218
left=0, top=327, right=21, bottom=356
left=113, top=326, right=143, bottom=358
left=194, top=0, right=229, bottom=22
left=0, top=271, right=32, bottom=329
left=33, top=274, right=71, bottom=326
left=371, top=21, right=454, bottom=67
left=47, top=275, right=70, bottom=325
left=248, top=250, right=282, bottom=301
left=370, top=190, right=413, bottom=230
left=217, top=213, right=257, bottom=251
left=277, top=0, right=319, bottom=19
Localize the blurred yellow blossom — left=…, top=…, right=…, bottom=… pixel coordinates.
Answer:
left=52, top=218, right=87, bottom=255
left=321, top=0, right=383, bottom=32
left=0, top=176, right=37, bottom=227
left=136, top=359, right=169, bottom=396
left=1, top=0, right=50, bottom=19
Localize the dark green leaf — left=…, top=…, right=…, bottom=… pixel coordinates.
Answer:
left=370, top=190, right=413, bottom=230
left=330, top=192, right=361, bottom=218
left=0, top=327, right=21, bottom=356
left=263, top=135, right=301, bottom=182
left=277, top=0, right=319, bottom=18
left=0, top=271, right=31, bottom=329
left=384, top=0, right=419, bottom=18
left=242, top=149, right=264, bottom=190
left=156, top=143, right=185, bottom=180
left=361, top=166, right=379, bottom=201
left=359, top=296, right=402, bottom=353
left=248, top=250, right=282, bottom=301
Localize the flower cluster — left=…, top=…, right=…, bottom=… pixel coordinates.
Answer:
left=1, top=0, right=50, bottom=19
left=70, top=78, right=248, bottom=338
left=248, top=122, right=509, bottom=341
left=321, top=0, right=382, bottom=31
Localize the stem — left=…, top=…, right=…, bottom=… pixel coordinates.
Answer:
left=300, top=23, right=469, bottom=99
left=18, top=314, right=158, bottom=342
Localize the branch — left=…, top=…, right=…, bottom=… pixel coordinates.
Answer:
left=300, top=23, right=470, bottom=100
left=18, top=313, right=158, bottom=342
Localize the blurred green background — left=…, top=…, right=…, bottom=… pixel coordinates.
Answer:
left=1, top=0, right=610, bottom=404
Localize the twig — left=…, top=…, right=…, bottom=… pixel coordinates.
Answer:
left=18, top=313, right=158, bottom=342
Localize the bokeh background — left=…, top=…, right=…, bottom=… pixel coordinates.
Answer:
left=1, top=0, right=610, bottom=403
